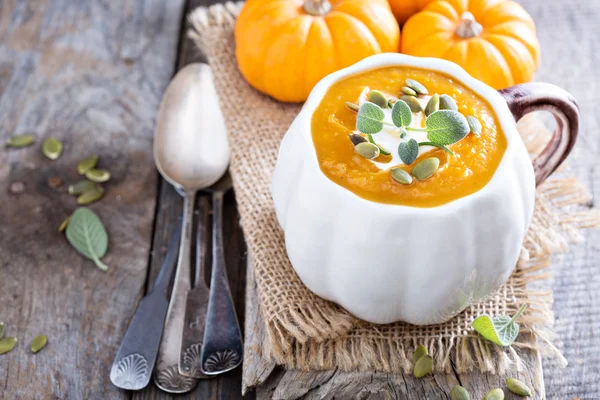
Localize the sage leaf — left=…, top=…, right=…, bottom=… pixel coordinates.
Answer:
left=472, top=304, right=527, bottom=346
left=0, top=337, right=17, bottom=355
left=391, top=100, right=412, bottom=128
left=356, top=102, right=385, bottom=134
left=425, top=110, right=470, bottom=146
left=65, top=207, right=109, bottom=271
left=398, top=139, right=419, bottom=165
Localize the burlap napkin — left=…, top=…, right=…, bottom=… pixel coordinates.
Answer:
left=189, top=2, right=600, bottom=374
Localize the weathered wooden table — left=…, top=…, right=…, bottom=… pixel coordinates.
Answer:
left=0, top=0, right=598, bottom=399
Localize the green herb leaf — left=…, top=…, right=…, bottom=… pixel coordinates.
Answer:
left=425, top=110, right=470, bottom=146
left=356, top=102, right=385, bottom=134
left=66, top=207, right=109, bottom=271
left=418, top=141, right=455, bottom=155
left=398, top=139, right=419, bottom=165
left=472, top=304, right=527, bottom=346
left=391, top=100, right=412, bottom=128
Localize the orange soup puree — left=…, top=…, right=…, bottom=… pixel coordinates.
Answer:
left=311, top=66, right=507, bottom=207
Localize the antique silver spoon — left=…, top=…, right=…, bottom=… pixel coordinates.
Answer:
left=153, top=63, right=230, bottom=393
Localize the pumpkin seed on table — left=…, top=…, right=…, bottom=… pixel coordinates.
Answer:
left=0, top=322, right=4, bottom=340
left=68, top=180, right=96, bottom=195
left=42, top=138, right=63, bottom=160
left=413, top=344, right=428, bottom=363
left=58, top=216, right=71, bottom=233
left=30, top=335, right=48, bottom=353
left=391, top=168, right=412, bottom=185
left=0, top=337, right=17, bottom=355
left=413, top=354, right=433, bottom=378
left=354, top=142, right=380, bottom=159
left=424, top=94, right=440, bottom=117
left=467, top=115, right=482, bottom=136
left=6, top=134, right=34, bottom=148
left=400, top=95, right=422, bottom=113
left=401, top=86, right=417, bottom=96
left=77, top=155, right=98, bottom=175
left=348, top=133, right=367, bottom=146
left=439, top=94, right=458, bottom=111
left=367, top=90, right=388, bottom=108
left=77, top=185, right=105, bottom=205
left=506, top=378, right=532, bottom=397
left=482, top=388, right=504, bottom=400
left=450, top=384, right=470, bottom=400
left=412, top=157, right=440, bottom=181
left=405, top=79, right=428, bottom=95
left=85, top=168, right=111, bottom=183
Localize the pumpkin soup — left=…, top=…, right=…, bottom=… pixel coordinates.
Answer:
left=311, top=66, right=507, bottom=207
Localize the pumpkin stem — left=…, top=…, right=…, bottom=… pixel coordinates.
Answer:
left=303, top=0, right=331, bottom=16
left=456, top=12, right=483, bottom=38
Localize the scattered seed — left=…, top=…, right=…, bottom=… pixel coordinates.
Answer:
left=47, top=176, right=63, bottom=189
left=6, top=134, right=34, bottom=148
left=412, top=158, right=440, bottom=181
left=413, top=354, right=433, bottom=378
left=451, top=384, right=471, bottom=400
left=30, top=335, right=48, bottom=354
left=406, top=79, right=428, bottom=95
left=391, top=168, right=412, bottom=185
left=0, top=337, right=17, bottom=355
left=400, top=95, right=422, bottom=113
left=58, top=216, right=71, bottom=233
left=9, top=181, right=25, bottom=194
left=354, top=142, right=380, bottom=159
left=401, top=86, right=417, bottom=96
left=77, top=185, right=105, bottom=205
left=345, top=102, right=359, bottom=112
left=482, top=388, right=504, bottom=400
left=348, top=133, right=367, bottom=146
left=77, top=155, right=98, bottom=175
left=42, top=138, right=63, bottom=160
left=439, top=94, right=458, bottom=111
left=367, top=90, right=388, bottom=108
left=413, top=344, right=428, bottom=363
left=506, top=378, right=532, bottom=397
left=68, top=180, right=96, bottom=195
left=0, top=322, right=4, bottom=340
left=467, top=116, right=482, bottom=136
left=85, top=169, right=111, bottom=183
left=425, top=94, right=440, bottom=117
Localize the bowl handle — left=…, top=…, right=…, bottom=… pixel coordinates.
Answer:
left=499, top=83, right=579, bottom=185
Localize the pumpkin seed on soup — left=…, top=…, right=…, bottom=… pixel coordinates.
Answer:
left=400, top=95, right=422, bottom=113
left=354, top=142, right=380, bottom=159
left=77, top=155, right=98, bottom=175
left=85, top=168, right=111, bottom=183
left=482, top=388, right=504, bottom=400
left=391, top=168, right=412, bottom=185
left=401, top=86, right=417, bottom=96
left=30, top=335, right=48, bottom=353
left=413, top=354, right=433, bottom=378
left=77, top=185, right=105, bottom=205
left=439, top=94, right=458, bottom=111
left=6, top=134, right=34, bottom=148
left=348, top=133, right=367, bottom=146
left=367, top=90, right=387, bottom=108
left=0, top=337, right=17, bottom=355
left=467, top=116, right=482, bottom=136
left=424, top=94, right=440, bottom=117
left=42, top=138, right=63, bottom=160
left=412, top=158, right=440, bottom=181
left=405, top=79, right=428, bottom=95
left=506, top=378, right=531, bottom=397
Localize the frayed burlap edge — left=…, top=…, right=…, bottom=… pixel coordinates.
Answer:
left=188, top=2, right=600, bottom=374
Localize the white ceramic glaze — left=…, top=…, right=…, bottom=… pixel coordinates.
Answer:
left=272, top=54, right=535, bottom=325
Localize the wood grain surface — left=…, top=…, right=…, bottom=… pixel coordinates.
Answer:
left=0, top=0, right=598, bottom=399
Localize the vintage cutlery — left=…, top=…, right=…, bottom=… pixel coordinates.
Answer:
left=179, top=195, right=211, bottom=378
left=153, top=63, right=230, bottom=393
left=201, top=173, right=244, bottom=375
left=109, top=221, right=181, bottom=391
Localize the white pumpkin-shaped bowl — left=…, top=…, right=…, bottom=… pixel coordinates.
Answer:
left=272, top=54, right=579, bottom=325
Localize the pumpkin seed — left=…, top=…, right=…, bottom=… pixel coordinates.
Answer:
left=354, top=142, right=380, bottom=159
left=0, top=337, right=17, bottom=355
left=6, top=134, right=34, bottom=148
left=85, top=169, right=111, bottom=183
left=0, top=322, right=4, bottom=340
left=467, top=116, right=482, bottom=136
left=506, top=378, right=531, bottom=397
left=400, top=95, right=422, bottom=113
left=348, top=133, right=367, bottom=146
left=413, top=344, right=428, bottom=363
left=391, top=168, right=412, bottom=185
left=413, top=354, right=433, bottom=378
left=412, top=157, right=440, bottom=180
left=482, top=388, right=504, bottom=400
left=58, top=216, right=71, bottom=233
left=367, top=90, right=388, bottom=108
left=30, top=335, right=47, bottom=353
left=450, top=384, right=470, bottom=400
left=68, top=180, right=96, bottom=195
left=424, top=94, right=440, bottom=117
left=401, top=86, right=417, bottom=96
left=77, top=155, right=98, bottom=175
left=77, top=185, right=105, bottom=205
left=406, top=79, right=428, bottom=95
left=439, top=94, right=458, bottom=111
left=42, top=138, right=63, bottom=160
left=345, top=101, right=359, bottom=112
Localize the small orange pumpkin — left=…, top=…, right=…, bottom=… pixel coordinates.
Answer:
left=388, top=0, right=436, bottom=25
left=235, top=0, right=400, bottom=103
left=401, top=0, right=540, bottom=90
